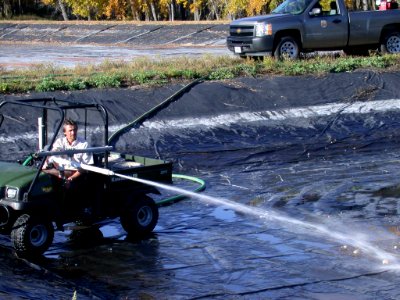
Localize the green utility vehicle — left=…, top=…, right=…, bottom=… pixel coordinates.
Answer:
left=0, top=99, right=172, bottom=256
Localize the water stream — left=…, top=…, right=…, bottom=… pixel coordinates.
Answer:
left=116, top=172, right=400, bottom=270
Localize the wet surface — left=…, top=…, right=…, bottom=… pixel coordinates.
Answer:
left=0, top=22, right=230, bottom=69
left=0, top=43, right=230, bottom=69
left=1, top=53, right=400, bottom=297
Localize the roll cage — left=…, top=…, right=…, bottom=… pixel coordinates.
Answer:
left=0, top=98, right=112, bottom=199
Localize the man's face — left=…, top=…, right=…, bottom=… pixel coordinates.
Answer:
left=64, top=124, right=77, bottom=144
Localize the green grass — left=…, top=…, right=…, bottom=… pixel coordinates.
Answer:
left=1, top=54, right=399, bottom=94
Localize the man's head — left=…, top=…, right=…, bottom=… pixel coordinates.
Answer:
left=63, top=119, right=78, bottom=145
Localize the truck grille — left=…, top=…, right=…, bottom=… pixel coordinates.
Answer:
left=229, top=25, right=254, bottom=37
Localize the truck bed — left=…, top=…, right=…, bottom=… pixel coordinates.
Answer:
left=105, top=152, right=173, bottom=184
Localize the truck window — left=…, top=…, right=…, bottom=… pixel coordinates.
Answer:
left=273, top=0, right=314, bottom=14
left=345, top=0, right=378, bottom=11
left=311, top=0, right=340, bottom=15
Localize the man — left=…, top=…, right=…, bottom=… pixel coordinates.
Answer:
left=46, top=118, right=93, bottom=183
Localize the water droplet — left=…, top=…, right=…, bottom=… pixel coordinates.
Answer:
left=353, top=249, right=360, bottom=255
left=382, top=259, right=390, bottom=265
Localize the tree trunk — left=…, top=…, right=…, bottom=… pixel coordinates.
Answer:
left=129, top=0, right=140, bottom=20
left=362, top=0, right=368, bottom=10
left=150, top=1, right=157, bottom=20
left=2, top=0, right=13, bottom=18
left=211, top=1, right=220, bottom=20
left=170, top=1, right=175, bottom=21
left=57, top=0, right=69, bottom=20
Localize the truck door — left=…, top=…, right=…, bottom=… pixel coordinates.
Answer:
left=302, top=0, right=348, bottom=49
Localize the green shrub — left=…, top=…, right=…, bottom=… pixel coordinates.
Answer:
left=68, top=78, right=89, bottom=90
left=208, top=68, right=236, bottom=80
left=131, top=70, right=172, bottom=84
left=90, top=73, right=122, bottom=88
left=0, top=82, right=8, bottom=93
left=35, top=76, right=66, bottom=92
left=330, top=58, right=360, bottom=73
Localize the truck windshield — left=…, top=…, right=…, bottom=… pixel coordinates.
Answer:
left=272, top=0, right=313, bottom=14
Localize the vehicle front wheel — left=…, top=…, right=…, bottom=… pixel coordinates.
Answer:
left=274, top=36, right=300, bottom=60
left=380, top=31, right=400, bottom=54
left=11, top=214, right=54, bottom=257
left=120, top=196, right=158, bottom=238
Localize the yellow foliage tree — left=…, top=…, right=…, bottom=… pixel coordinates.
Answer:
left=104, top=0, right=128, bottom=19
left=246, top=0, right=268, bottom=15
left=225, top=0, right=248, bottom=18
left=63, top=0, right=108, bottom=19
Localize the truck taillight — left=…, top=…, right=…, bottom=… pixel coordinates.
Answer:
left=255, top=23, right=272, bottom=37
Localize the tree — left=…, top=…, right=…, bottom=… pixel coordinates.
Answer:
left=58, top=0, right=70, bottom=19
left=225, top=0, right=248, bottom=19
left=42, top=0, right=69, bottom=20
left=63, top=0, right=108, bottom=19
left=208, top=0, right=225, bottom=20
left=104, top=0, right=128, bottom=19
left=1, top=0, right=13, bottom=18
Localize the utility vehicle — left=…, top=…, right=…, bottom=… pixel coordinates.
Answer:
left=0, top=98, right=172, bottom=256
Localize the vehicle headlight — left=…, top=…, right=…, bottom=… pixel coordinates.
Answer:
left=255, top=23, right=272, bottom=37
left=6, top=187, right=17, bottom=199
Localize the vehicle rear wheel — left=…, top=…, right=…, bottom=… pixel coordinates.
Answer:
left=120, top=196, right=158, bottom=237
left=274, top=36, right=300, bottom=60
left=380, top=31, right=400, bottom=54
left=11, top=214, right=54, bottom=257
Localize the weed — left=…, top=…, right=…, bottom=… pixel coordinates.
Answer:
left=90, top=73, right=122, bottom=88
left=208, top=68, right=236, bottom=80
left=35, top=76, right=66, bottom=92
left=1, top=54, right=400, bottom=94
left=68, top=78, right=89, bottom=90
left=0, top=82, right=8, bottom=93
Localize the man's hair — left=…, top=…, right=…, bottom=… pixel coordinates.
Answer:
left=63, top=118, right=78, bottom=131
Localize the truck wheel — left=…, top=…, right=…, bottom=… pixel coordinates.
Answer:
left=274, top=36, right=300, bottom=60
left=380, top=32, right=400, bottom=54
left=11, top=214, right=54, bottom=256
left=120, top=196, right=158, bottom=237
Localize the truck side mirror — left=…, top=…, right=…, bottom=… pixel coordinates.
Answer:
left=309, top=7, right=322, bottom=15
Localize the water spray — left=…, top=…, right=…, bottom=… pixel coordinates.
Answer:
left=53, top=157, right=400, bottom=269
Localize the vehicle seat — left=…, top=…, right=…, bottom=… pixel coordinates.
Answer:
left=330, top=1, right=338, bottom=14
left=93, top=153, right=104, bottom=167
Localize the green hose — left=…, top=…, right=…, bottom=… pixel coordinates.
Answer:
left=156, top=174, right=206, bottom=206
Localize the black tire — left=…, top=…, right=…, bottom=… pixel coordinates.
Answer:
left=380, top=31, right=400, bottom=54
left=11, top=214, right=54, bottom=256
left=120, top=196, right=158, bottom=237
left=274, top=36, right=300, bottom=60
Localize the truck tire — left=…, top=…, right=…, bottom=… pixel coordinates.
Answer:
left=380, top=31, right=400, bottom=54
left=120, top=196, right=158, bottom=237
left=274, top=36, right=300, bottom=60
left=11, top=214, right=54, bottom=256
